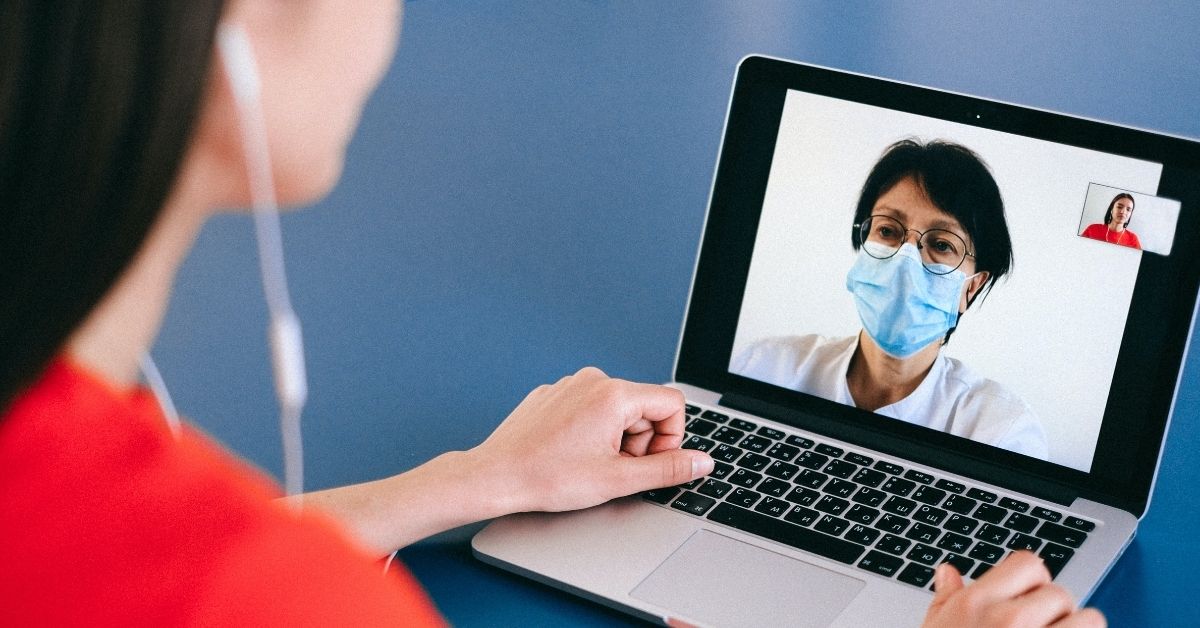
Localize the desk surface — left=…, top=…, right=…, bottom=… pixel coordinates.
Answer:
left=161, top=2, right=1200, bottom=625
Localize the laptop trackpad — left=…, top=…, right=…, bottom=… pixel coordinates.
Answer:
left=631, top=530, right=865, bottom=628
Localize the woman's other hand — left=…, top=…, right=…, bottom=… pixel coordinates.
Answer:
left=472, top=366, right=715, bottom=513
left=923, top=551, right=1105, bottom=627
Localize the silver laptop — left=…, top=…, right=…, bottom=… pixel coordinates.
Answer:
left=473, top=56, right=1200, bottom=627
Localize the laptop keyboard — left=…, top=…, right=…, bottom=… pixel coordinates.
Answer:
left=641, top=404, right=1095, bottom=590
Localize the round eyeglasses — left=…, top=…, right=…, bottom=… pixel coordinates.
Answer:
left=854, top=215, right=975, bottom=275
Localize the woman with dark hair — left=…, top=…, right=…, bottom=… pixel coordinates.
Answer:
left=734, top=140, right=1048, bottom=459
left=1081, top=193, right=1141, bottom=249
left=1, top=3, right=1099, bottom=626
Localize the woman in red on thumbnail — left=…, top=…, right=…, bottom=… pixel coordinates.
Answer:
left=1081, top=193, right=1141, bottom=249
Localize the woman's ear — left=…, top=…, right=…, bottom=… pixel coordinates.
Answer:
left=962, top=270, right=990, bottom=311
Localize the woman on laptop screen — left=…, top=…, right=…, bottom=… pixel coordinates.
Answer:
left=0, top=3, right=1093, bottom=626
left=1080, top=192, right=1142, bottom=249
left=734, top=140, right=1048, bottom=459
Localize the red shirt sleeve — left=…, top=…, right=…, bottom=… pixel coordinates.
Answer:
left=0, top=358, right=445, bottom=626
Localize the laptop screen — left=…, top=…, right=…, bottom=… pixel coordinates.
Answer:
left=676, top=57, right=1200, bottom=513
left=728, top=89, right=1181, bottom=473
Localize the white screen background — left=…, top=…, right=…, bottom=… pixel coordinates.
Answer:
left=732, top=90, right=1164, bottom=472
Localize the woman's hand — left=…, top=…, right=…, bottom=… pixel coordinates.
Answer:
left=471, top=366, right=715, bottom=514
left=922, top=551, right=1105, bottom=627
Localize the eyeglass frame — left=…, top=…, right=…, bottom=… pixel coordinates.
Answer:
left=853, top=214, right=977, bottom=275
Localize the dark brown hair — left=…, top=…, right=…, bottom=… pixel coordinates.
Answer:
left=0, top=1, right=226, bottom=412
left=1104, top=192, right=1135, bottom=228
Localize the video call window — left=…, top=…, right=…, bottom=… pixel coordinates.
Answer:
left=1076, top=182, right=1181, bottom=255
left=730, top=90, right=1170, bottom=473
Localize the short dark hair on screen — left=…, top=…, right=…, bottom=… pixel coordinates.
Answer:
left=0, top=1, right=226, bottom=413
left=1104, top=192, right=1135, bottom=228
left=850, top=139, right=1014, bottom=308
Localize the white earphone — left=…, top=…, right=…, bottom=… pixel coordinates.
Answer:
left=144, top=22, right=308, bottom=503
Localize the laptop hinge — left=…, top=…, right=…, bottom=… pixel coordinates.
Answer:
left=720, top=392, right=1080, bottom=506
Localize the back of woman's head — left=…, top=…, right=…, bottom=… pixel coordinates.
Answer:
left=0, top=1, right=225, bottom=412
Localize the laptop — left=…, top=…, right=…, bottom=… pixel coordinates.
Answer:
left=472, top=56, right=1200, bottom=627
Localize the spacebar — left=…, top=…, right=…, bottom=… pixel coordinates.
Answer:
left=706, top=503, right=865, bottom=565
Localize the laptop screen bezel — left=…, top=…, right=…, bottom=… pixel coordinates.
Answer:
left=675, top=55, right=1200, bottom=517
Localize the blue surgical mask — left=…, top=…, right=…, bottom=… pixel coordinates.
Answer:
left=845, top=242, right=972, bottom=359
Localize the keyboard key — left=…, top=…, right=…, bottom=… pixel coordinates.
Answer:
left=943, top=514, right=980, bottom=535
left=934, top=479, right=966, bottom=494
left=874, top=461, right=904, bottom=475
left=815, top=495, right=849, bottom=516
left=677, top=478, right=702, bottom=490
left=785, top=435, right=814, bottom=449
left=876, top=534, right=912, bottom=556
left=728, top=468, right=762, bottom=488
left=875, top=514, right=910, bottom=535
left=754, top=496, right=791, bottom=518
left=968, top=541, right=1004, bottom=564
left=707, top=503, right=864, bottom=564
left=906, top=543, right=943, bottom=565
left=898, top=563, right=936, bottom=587
left=974, top=523, right=1010, bottom=545
left=1004, top=512, right=1039, bottom=534
left=757, top=426, right=785, bottom=440
left=785, top=486, right=821, bottom=507
left=710, top=461, right=733, bottom=480
left=844, top=504, right=880, bottom=525
left=682, top=435, right=715, bottom=452
left=1035, top=521, right=1087, bottom=548
left=739, top=434, right=772, bottom=453
left=697, top=479, right=732, bottom=499
left=1031, top=506, right=1063, bottom=522
left=971, top=563, right=993, bottom=579
left=795, top=469, right=828, bottom=489
left=845, top=452, right=874, bottom=467
left=685, top=404, right=700, bottom=416
left=844, top=524, right=881, bottom=546
left=710, top=443, right=743, bottom=464
left=730, top=418, right=758, bottom=432
left=851, top=487, right=888, bottom=508
left=1039, top=543, right=1075, bottom=578
left=824, top=478, right=857, bottom=499
left=700, top=409, right=728, bottom=423
left=670, top=491, right=716, bottom=516
left=1006, top=533, right=1042, bottom=552
left=998, top=497, right=1029, bottom=513
left=824, top=459, right=858, bottom=479
left=738, top=452, right=771, bottom=472
left=815, top=443, right=844, bottom=457
left=642, top=487, right=679, bottom=504
left=764, top=460, right=800, bottom=482
left=815, top=514, right=850, bottom=536
left=784, top=505, right=820, bottom=527
left=765, top=442, right=799, bottom=462
left=974, top=504, right=1007, bottom=524
left=914, top=505, right=948, bottom=526
left=685, top=418, right=717, bottom=437
left=1064, top=517, right=1095, bottom=532
left=852, top=468, right=887, bottom=488
left=881, top=476, right=917, bottom=497
left=904, top=522, right=942, bottom=545
left=904, top=469, right=934, bottom=484
left=912, top=485, right=947, bottom=506
left=940, top=553, right=975, bottom=578
left=858, top=550, right=904, bottom=577
left=936, top=532, right=973, bottom=554
left=728, top=487, right=762, bottom=509
left=711, top=426, right=744, bottom=444
left=942, top=494, right=977, bottom=515
left=882, top=496, right=917, bottom=517
left=795, top=451, right=829, bottom=470
left=966, top=488, right=998, bottom=503
left=757, top=477, right=791, bottom=498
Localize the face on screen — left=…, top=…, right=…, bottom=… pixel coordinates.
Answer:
left=730, top=90, right=1175, bottom=472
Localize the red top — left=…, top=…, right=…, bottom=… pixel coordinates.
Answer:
left=0, top=358, right=445, bottom=626
left=1081, top=223, right=1142, bottom=249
